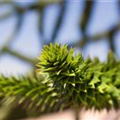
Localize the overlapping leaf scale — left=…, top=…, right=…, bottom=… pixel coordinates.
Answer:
left=37, top=43, right=120, bottom=110
left=0, top=75, right=59, bottom=112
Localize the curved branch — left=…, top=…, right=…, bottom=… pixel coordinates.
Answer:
left=1, top=47, right=36, bottom=64
left=68, top=23, right=120, bottom=48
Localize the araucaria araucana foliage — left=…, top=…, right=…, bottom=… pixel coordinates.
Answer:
left=37, top=43, right=120, bottom=110
left=0, top=43, right=120, bottom=114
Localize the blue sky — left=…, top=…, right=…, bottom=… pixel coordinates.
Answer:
left=0, top=1, right=120, bottom=75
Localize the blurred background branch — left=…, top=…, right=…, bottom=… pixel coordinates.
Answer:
left=0, top=0, right=120, bottom=67
left=68, top=23, right=120, bottom=48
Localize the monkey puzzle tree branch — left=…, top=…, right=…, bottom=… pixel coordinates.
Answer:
left=0, top=75, right=65, bottom=115
left=0, top=43, right=120, bottom=120
left=37, top=43, right=120, bottom=110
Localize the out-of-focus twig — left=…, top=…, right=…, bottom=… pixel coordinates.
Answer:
left=78, top=0, right=95, bottom=51
left=50, top=0, right=66, bottom=43
left=0, top=3, right=23, bottom=46
left=1, top=47, right=36, bottom=64
left=118, top=1, right=120, bottom=15
left=0, top=11, right=14, bottom=22
left=68, top=23, right=120, bottom=48
left=108, top=26, right=117, bottom=52
left=38, top=8, right=46, bottom=46
left=0, top=0, right=13, bottom=5
left=80, top=0, right=94, bottom=34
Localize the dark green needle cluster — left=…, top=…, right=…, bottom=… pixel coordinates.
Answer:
left=0, top=43, right=120, bottom=115
left=37, top=43, right=120, bottom=110
left=0, top=75, right=59, bottom=113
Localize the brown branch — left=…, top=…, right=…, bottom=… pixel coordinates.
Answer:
left=74, top=108, right=80, bottom=120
